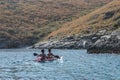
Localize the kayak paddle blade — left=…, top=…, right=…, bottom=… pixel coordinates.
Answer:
left=33, top=53, right=38, bottom=56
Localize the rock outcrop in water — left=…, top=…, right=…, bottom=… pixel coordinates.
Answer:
left=33, top=30, right=102, bottom=49
left=33, top=29, right=120, bottom=53
left=88, top=30, right=120, bottom=53
left=33, top=34, right=93, bottom=49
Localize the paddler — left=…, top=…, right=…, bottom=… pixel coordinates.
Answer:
left=47, top=49, right=54, bottom=58
left=38, top=49, right=46, bottom=61
left=47, top=49, right=60, bottom=59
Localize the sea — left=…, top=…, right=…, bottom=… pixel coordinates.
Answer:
left=0, top=49, right=120, bottom=80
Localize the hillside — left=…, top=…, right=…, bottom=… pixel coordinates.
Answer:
left=0, top=0, right=112, bottom=48
left=46, top=0, right=120, bottom=40
left=34, top=0, right=120, bottom=50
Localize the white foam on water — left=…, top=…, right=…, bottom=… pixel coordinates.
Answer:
left=58, top=56, right=63, bottom=63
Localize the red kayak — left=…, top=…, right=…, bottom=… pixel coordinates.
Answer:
left=35, top=56, right=58, bottom=62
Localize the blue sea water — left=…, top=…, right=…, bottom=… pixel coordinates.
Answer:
left=0, top=49, right=120, bottom=80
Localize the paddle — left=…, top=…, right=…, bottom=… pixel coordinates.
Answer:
left=54, top=55, right=60, bottom=59
left=33, top=53, right=38, bottom=56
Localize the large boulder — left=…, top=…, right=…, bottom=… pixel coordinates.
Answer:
left=88, top=30, right=120, bottom=53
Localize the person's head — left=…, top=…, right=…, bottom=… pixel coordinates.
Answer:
left=48, top=49, right=51, bottom=53
left=41, top=49, right=44, bottom=53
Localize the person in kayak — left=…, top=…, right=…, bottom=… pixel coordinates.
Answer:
left=47, top=49, right=60, bottom=59
left=47, top=49, right=54, bottom=58
left=38, top=49, right=46, bottom=61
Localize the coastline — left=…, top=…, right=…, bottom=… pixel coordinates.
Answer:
left=32, top=30, right=120, bottom=54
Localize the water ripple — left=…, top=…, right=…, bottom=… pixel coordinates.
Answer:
left=0, top=49, right=120, bottom=80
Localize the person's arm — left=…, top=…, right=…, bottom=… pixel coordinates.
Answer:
left=51, top=53, right=54, bottom=56
left=52, top=53, right=60, bottom=58
left=54, top=55, right=60, bottom=59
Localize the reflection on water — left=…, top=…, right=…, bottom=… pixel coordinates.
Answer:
left=0, top=49, right=120, bottom=80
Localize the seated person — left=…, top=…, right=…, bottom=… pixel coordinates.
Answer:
left=47, top=49, right=54, bottom=58
left=47, top=49, right=60, bottom=59
left=37, top=49, right=46, bottom=61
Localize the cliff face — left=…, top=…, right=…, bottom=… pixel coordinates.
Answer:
left=0, top=0, right=112, bottom=48
left=34, top=0, right=120, bottom=53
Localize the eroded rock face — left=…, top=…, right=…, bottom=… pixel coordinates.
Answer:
left=33, top=29, right=120, bottom=53
left=88, top=30, right=120, bottom=53
left=33, top=34, right=97, bottom=49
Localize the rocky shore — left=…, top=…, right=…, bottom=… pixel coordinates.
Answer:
left=33, top=29, right=120, bottom=53
left=88, top=30, right=120, bottom=53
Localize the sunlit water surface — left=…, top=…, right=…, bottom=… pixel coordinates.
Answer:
left=0, top=49, right=120, bottom=80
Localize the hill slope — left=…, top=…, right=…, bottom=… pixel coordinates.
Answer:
left=47, top=0, right=120, bottom=40
left=34, top=0, right=120, bottom=50
left=0, top=0, right=112, bottom=48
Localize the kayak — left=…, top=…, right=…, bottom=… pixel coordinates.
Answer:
left=35, top=57, right=59, bottom=62
left=33, top=53, right=63, bottom=63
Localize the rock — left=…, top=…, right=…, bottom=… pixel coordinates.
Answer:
left=103, top=11, right=115, bottom=20
left=33, top=29, right=120, bottom=53
left=97, top=30, right=107, bottom=35
left=88, top=30, right=120, bottom=53
left=111, top=30, right=120, bottom=39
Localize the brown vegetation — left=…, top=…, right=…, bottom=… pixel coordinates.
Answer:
left=0, top=0, right=112, bottom=48
left=47, top=0, right=120, bottom=40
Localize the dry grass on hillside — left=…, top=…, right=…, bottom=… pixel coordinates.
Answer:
left=47, top=0, right=120, bottom=40
left=0, top=0, right=112, bottom=47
